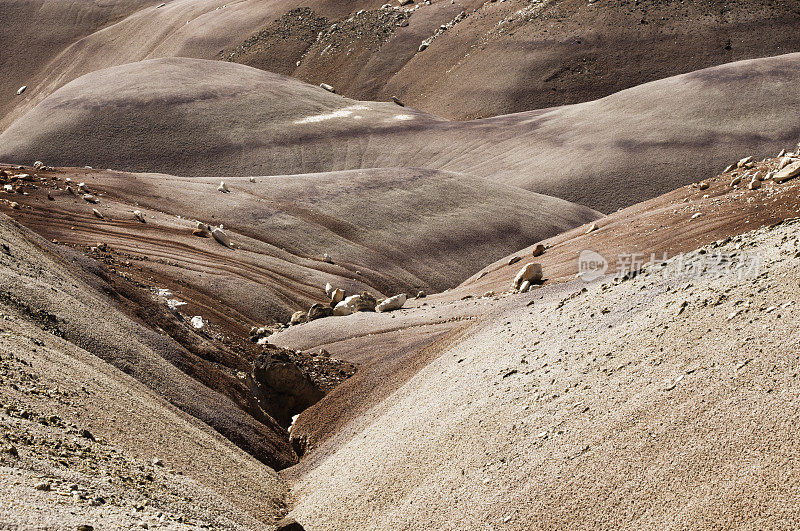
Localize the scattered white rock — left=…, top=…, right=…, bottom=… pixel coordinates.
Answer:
left=585, top=223, right=598, bottom=234
left=193, top=222, right=211, bottom=237
left=92, top=208, right=104, bottom=219
left=288, top=414, right=300, bottom=433
left=290, top=311, right=307, bottom=325
left=16, top=86, right=26, bottom=96
left=333, top=293, right=375, bottom=315
left=325, top=283, right=334, bottom=297
left=249, top=177, right=256, bottom=183
left=323, top=253, right=333, bottom=263
left=333, top=301, right=353, bottom=316
left=691, top=212, right=702, bottom=219
left=320, top=83, right=335, bottom=93
left=211, top=227, right=232, bottom=248
left=664, top=374, right=684, bottom=391
left=83, top=194, right=99, bottom=203
left=166, top=299, right=186, bottom=311
left=773, top=161, right=800, bottom=183
left=190, top=316, right=204, bottom=329
left=737, top=156, right=753, bottom=168
left=133, top=210, right=146, bottom=222
left=217, top=181, right=230, bottom=193
left=330, top=288, right=345, bottom=305
left=513, top=263, right=542, bottom=290
left=376, top=293, right=407, bottom=312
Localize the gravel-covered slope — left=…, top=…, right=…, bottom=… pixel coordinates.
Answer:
left=0, top=214, right=288, bottom=529
left=288, top=217, right=800, bottom=529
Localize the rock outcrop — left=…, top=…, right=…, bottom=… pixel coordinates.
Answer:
left=251, top=351, right=324, bottom=427
left=307, top=303, right=333, bottom=321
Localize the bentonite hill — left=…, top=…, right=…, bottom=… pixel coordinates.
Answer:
left=2, top=1, right=800, bottom=529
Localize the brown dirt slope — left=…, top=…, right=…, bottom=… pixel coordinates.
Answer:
left=0, top=164, right=599, bottom=328
left=0, top=0, right=394, bottom=130
left=0, top=212, right=288, bottom=528
left=289, top=216, right=800, bottom=529
left=464, top=147, right=800, bottom=295
left=377, top=0, right=800, bottom=119
left=4, top=0, right=800, bottom=124
left=276, top=149, right=800, bottom=528
left=0, top=209, right=295, bottom=471
left=275, top=145, right=800, bottom=480
left=2, top=54, right=800, bottom=212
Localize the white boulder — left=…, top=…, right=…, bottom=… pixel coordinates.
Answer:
left=333, top=300, right=354, bottom=316
left=774, top=161, right=800, bottom=183
left=376, top=293, right=407, bottom=312
left=513, top=263, right=542, bottom=290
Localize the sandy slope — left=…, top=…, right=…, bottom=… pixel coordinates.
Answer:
left=2, top=54, right=800, bottom=212
left=379, top=0, right=800, bottom=119
left=275, top=147, right=800, bottom=485
left=286, top=213, right=800, bottom=530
